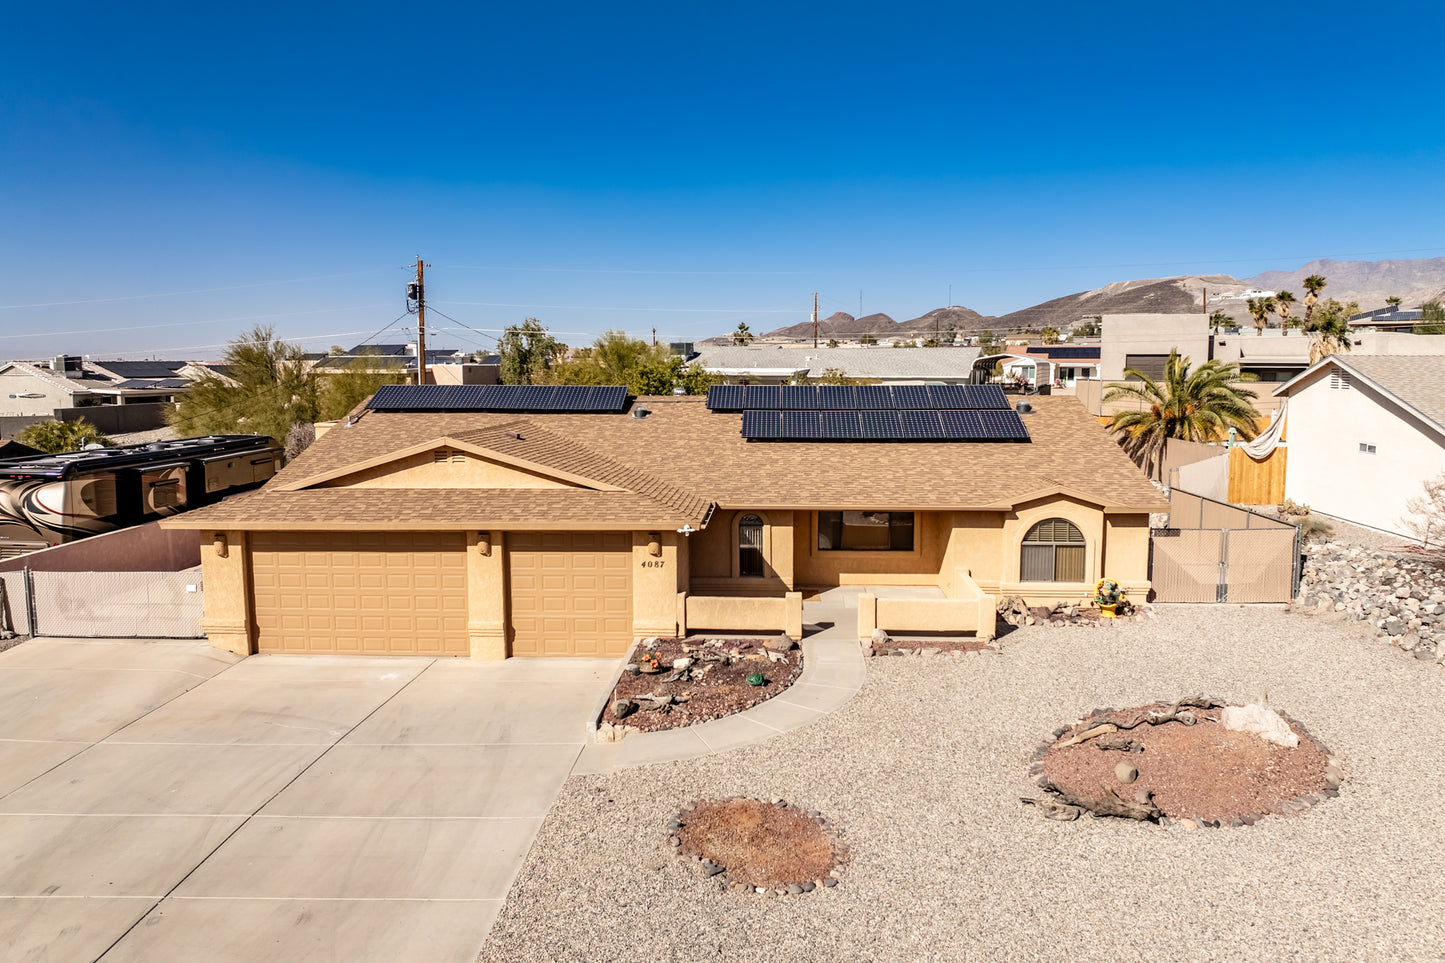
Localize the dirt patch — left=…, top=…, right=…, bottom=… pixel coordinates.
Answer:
left=869, top=637, right=994, bottom=656
left=601, top=637, right=803, bottom=733
left=1035, top=701, right=1337, bottom=825
left=673, top=797, right=844, bottom=892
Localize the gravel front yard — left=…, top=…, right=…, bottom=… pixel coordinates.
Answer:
left=480, top=606, right=1445, bottom=963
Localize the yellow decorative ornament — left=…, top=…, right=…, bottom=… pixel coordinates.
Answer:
left=1093, top=578, right=1125, bottom=618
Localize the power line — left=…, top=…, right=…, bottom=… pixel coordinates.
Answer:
left=0, top=270, right=385, bottom=310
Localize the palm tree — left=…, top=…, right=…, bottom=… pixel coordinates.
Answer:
left=1305, top=298, right=1357, bottom=362
left=1040, top=326, right=1061, bottom=345
left=1301, top=274, right=1327, bottom=325
left=1103, top=351, right=1261, bottom=480
left=1386, top=295, right=1403, bottom=310
left=1208, top=310, right=1232, bottom=333
left=1246, top=295, right=1276, bottom=336
left=1275, top=290, right=1297, bottom=330
left=733, top=322, right=754, bottom=346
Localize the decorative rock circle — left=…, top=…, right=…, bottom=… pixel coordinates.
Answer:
left=1025, top=696, right=1340, bottom=827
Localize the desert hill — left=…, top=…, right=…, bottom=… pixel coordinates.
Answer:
left=733, top=258, right=1445, bottom=343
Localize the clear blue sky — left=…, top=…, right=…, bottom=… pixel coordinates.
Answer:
left=3, top=1, right=1442, bottom=359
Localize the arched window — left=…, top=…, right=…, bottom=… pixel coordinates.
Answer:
left=738, top=514, right=765, bottom=577
left=1021, top=518, right=1085, bottom=582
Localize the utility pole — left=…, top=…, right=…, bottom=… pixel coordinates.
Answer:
left=409, top=257, right=429, bottom=385
left=652, top=325, right=657, bottom=346
left=812, top=292, right=819, bottom=348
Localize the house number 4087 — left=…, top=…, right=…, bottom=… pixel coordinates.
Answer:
left=641, top=560, right=666, bottom=568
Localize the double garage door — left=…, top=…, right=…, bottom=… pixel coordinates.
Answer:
left=250, top=531, right=632, bottom=657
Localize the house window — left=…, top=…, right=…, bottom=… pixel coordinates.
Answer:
left=1020, top=518, right=1085, bottom=582
left=817, top=511, right=914, bottom=551
left=1359, top=443, right=1377, bottom=454
left=738, top=514, right=764, bottom=577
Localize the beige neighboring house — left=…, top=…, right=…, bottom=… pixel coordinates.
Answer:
left=0, top=360, right=119, bottom=417
left=163, top=392, right=1165, bottom=660
left=694, top=345, right=982, bottom=384
left=1274, top=355, right=1445, bottom=536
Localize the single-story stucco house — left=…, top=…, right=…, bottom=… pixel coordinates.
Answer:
left=163, top=384, right=1166, bottom=659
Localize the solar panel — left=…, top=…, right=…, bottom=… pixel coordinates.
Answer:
left=963, top=384, right=1008, bottom=409
left=365, top=383, right=629, bottom=413
left=899, top=410, right=945, bottom=439
left=891, top=385, right=931, bottom=409
left=854, top=386, right=893, bottom=409
left=707, top=384, right=746, bottom=411
left=741, top=409, right=781, bottom=439
left=820, top=410, right=861, bottom=439
left=859, top=410, right=901, bottom=439
left=939, top=409, right=984, bottom=439
left=779, top=386, right=819, bottom=410
left=817, top=385, right=857, bottom=410
left=977, top=409, right=1031, bottom=440
left=926, top=384, right=968, bottom=408
left=743, top=385, right=780, bottom=409
left=587, top=386, right=628, bottom=412
left=780, top=410, right=822, bottom=438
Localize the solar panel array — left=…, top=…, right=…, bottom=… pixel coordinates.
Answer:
left=738, top=408, right=1029, bottom=441
left=709, top=383, right=1029, bottom=442
left=366, top=384, right=629, bottom=413
left=706, top=383, right=1007, bottom=411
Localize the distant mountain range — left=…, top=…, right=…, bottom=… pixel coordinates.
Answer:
left=735, top=258, right=1445, bottom=341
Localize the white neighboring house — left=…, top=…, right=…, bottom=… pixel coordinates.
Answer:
left=693, top=345, right=981, bottom=384
left=1274, top=355, right=1445, bottom=537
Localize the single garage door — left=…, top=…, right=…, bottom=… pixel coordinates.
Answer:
left=251, top=532, right=469, bottom=656
left=509, top=531, right=632, bottom=656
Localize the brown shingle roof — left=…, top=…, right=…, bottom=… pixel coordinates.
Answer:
left=171, top=394, right=1165, bottom=530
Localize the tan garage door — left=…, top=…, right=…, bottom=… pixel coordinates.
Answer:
left=251, top=532, right=468, bottom=656
left=509, top=532, right=632, bottom=656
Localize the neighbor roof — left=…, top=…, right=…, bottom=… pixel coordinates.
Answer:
left=170, top=394, right=1164, bottom=532
left=89, top=360, right=188, bottom=379
left=694, top=345, right=982, bottom=381
left=1275, top=354, right=1445, bottom=433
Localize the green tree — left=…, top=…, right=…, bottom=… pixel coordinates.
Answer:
left=807, top=367, right=879, bottom=386
left=1416, top=301, right=1445, bottom=334
left=976, top=330, right=997, bottom=351
left=1301, top=274, right=1327, bottom=325
left=317, top=351, right=407, bottom=420
left=1246, top=295, right=1277, bottom=336
left=1305, top=298, right=1359, bottom=362
left=1386, top=295, right=1403, bottom=309
left=942, top=322, right=957, bottom=343
left=826, top=338, right=840, bottom=348
left=1040, top=326, right=1061, bottom=345
left=1103, top=351, right=1261, bottom=480
left=170, top=324, right=316, bottom=447
left=17, top=418, right=111, bottom=453
left=1274, top=290, right=1297, bottom=330
left=549, top=330, right=715, bottom=395
left=499, top=318, right=560, bottom=385
left=1208, top=310, right=1233, bottom=331
left=732, top=322, right=754, bottom=346
left=858, top=332, right=877, bottom=346
left=1072, top=319, right=1101, bottom=338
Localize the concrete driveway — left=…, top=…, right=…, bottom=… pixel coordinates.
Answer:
left=0, top=638, right=614, bottom=963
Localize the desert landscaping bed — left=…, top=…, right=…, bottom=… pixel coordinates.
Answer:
left=599, top=636, right=803, bottom=734
left=481, top=604, right=1445, bottom=963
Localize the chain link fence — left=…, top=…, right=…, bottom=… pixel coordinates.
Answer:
left=4, top=570, right=204, bottom=639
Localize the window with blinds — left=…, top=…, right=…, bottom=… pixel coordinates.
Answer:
left=739, top=514, right=764, bottom=577
left=1123, top=354, right=1171, bottom=380
left=1020, top=518, right=1085, bottom=582
left=817, top=511, right=915, bottom=551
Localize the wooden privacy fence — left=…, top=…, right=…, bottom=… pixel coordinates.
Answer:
left=1151, top=490, right=1301, bottom=603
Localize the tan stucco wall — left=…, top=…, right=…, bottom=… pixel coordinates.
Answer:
left=688, top=509, right=795, bottom=595
left=631, top=530, right=683, bottom=638
left=0, top=370, right=69, bottom=417
left=793, top=510, right=947, bottom=589
left=467, top=530, right=507, bottom=659
left=319, top=449, right=580, bottom=489
left=199, top=530, right=254, bottom=657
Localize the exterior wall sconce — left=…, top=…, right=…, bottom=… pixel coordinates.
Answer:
left=213, top=534, right=228, bottom=558
left=648, top=533, right=662, bottom=557
left=478, top=533, right=492, bottom=557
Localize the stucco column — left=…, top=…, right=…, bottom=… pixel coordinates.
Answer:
left=632, top=530, right=681, bottom=638
left=199, top=530, right=254, bottom=657
left=467, top=530, right=507, bottom=660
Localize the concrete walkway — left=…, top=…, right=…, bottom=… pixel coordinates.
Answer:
left=0, top=640, right=615, bottom=963
left=574, top=588, right=869, bottom=773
